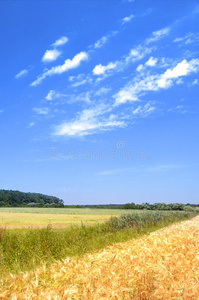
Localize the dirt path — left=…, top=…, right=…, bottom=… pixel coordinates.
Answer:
left=1, top=216, right=199, bottom=299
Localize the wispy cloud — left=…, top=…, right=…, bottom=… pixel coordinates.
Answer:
left=27, top=122, right=35, bottom=128
left=69, top=74, right=93, bottom=87
left=173, top=32, right=199, bottom=45
left=94, top=31, right=118, bottom=49
left=136, top=64, right=144, bottom=72
left=98, top=168, right=134, bottom=176
left=132, top=102, right=156, bottom=117
left=94, top=36, right=108, bottom=49
left=125, top=45, right=154, bottom=63
left=42, top=49, right=61, bottom=62
left=146, top=27, right=170, bottom=44
left=0, top=109, right=4, bottom=113
left=114, top=59, right=199, bottom=105
left=147, top=164, right=186, bottom=172
left=90, top=27, right=169, bottom=82
left=46, top=90, right=56, bottom=101
left=92, top=45, right=153, bottom=79
left=45, top=90, right=67, bottom=101
left=168, top=105, right=187, bottom=114
left=68, top=91, right=92, bottom=104
left=53, top=104, right=124, bottom=137
left=33, top=107, right=49, bottom=115
left=122, top=14, right=134, bottom=24
left=98, top=164, right=186, bottom=176
left=31, top=51, right=88, bottom=86
left=192, top=79, right=198, bottom=85
left=95, top=87, right=111, bottom=96
left=52, top=36, right=69, bottom=47
left=15, top=69, right=28, bottom=79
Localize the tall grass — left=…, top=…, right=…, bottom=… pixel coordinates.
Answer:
left=0, top=211, right=197, bottom=278
left=107, top=210, right=194, bottom=230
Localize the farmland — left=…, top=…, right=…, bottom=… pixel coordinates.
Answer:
left=0, top=208, right=198, bottom=299
left=0, top=207, right=136, bottom=229
left=1, top=214, right=199, bottom=299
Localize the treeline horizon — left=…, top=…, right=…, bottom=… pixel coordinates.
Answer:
left=0, top=189, right=64, bottom=207
left=0, top=189, right=198, bottom=210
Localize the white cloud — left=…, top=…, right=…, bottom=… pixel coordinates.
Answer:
left=146, top=27, right=170, bottom=44
left=98, top=163, right=186, bottom=175
left=173, top=33, right=199, bottom=45
left=92, top=45, right=152, bottom=79
left=163, top=59, right=199, bottom=78
left=68, top=91, right=92, bottom=104
left=0, top=109, right=4, bottom=113
left=126, top=45, right=154, bottom=63
left=122, top=14, right=134, bottom=24
left=45, top=90, right=70, bottom=102
left=94, top=31, right=118, bottom=49
left=114, top=59, right=199, bottom=105
left=97, top=168, right=133, bottom=176
left=33, top=107, right=49, bottom=115
left=31, top=51, right=88, bottom=86
left=136, top=64, right=144, bottom=72
left=90, top=27, right=169, bottom=81
left=53, top=105, right=124, bottom=137
left=114, top=88, right=138, bottom=105
left=147, top=164, right=186, bottom=172
left=168, top=105, right=187, bottom=113
left=46, top=90, right=56, bottom=101
left=132, top=102, right=156, bottom=117
left=93, top=62, right=118, bottom=75
left=193, top=79, right=198, bottom=85
left=94, top=36, right=108, bottom=49
left=42, top=49, right=61, bottom=62
left=95, top=87, right=111, bottom=96
left=52, top=36, right=69, bottom=47
left=157, top=59, right=199, bottom=88
left=145, top=57, right=157, bottom=67
left=27, top=122, right=35, bottom=128
left=69, top=74, right=93, bottom=87
left=15, top=69, right=28, bottom=79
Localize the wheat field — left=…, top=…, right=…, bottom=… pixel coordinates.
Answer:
left=0, top=208, right=134, bottom=229
left=1, top=216, right=199, bottom=299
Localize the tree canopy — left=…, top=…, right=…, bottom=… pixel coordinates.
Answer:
left=0, top=190, right=64, bottom=207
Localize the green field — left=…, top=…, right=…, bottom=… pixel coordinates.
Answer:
left=0, top=207, right=138, bottom=229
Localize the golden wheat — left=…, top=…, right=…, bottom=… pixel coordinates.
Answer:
left=1, top=216, right=199, bottom=299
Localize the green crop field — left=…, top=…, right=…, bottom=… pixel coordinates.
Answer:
left=0, top=207, right=139, bottom=229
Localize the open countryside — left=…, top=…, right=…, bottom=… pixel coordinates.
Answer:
left=1, top=0, right=199, bottom=298
left=1, top=214, right=199, bottom=299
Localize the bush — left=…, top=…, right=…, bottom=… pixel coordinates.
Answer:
left=184, top=205, right=196, bottom=212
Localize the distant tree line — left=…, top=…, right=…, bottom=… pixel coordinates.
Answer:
left=0, top=190, right=64, bottom=207
left=64, top=202, right=197, bottom=211
left=0, top=190, right=197, bottom=211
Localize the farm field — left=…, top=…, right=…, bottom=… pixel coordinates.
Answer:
left=0, top=207, right=133, bottom=229
left=1, top=215, right=199, bottom=299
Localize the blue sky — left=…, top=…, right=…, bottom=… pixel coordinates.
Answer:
left=0, top=0, right=199, bottom=205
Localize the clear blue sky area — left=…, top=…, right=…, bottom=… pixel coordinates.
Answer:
left=0, top=0, right=199, bottom=204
